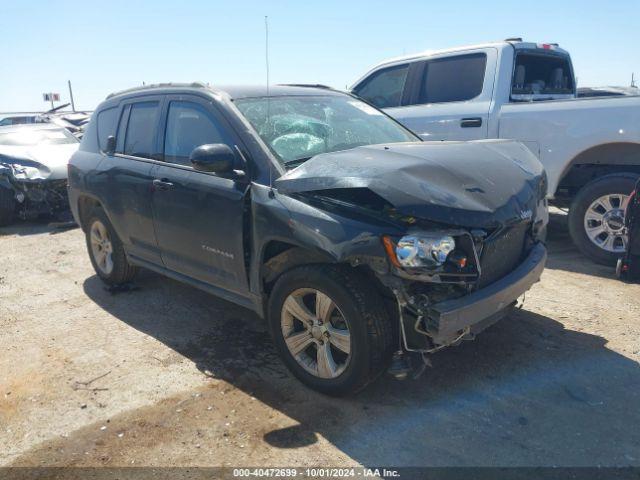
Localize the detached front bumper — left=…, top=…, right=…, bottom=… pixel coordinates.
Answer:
left=425, top=243, right=547, bottom=342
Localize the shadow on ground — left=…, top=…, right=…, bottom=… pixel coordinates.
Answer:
left=73, top=268, right=640, bottom=467
left=545, top=211, right=617, bottom=279
left=0, top=215, right=77, bottom=237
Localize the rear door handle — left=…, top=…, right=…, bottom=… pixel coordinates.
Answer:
left=152, top=178, right=174, bottom=191
left=460, top=117, right=482, bottom=128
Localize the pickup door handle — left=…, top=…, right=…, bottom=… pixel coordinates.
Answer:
left=152, top=178, right=174, bottom=191
left=460, top=117, right=482, bottom=128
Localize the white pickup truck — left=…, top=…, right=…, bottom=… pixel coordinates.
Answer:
left=351, top=39, right=640, bottom=264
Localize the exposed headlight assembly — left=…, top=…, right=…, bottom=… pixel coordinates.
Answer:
left=11, top=165, right=47, bottom=181
left=385, top=233, right=456, bottom=269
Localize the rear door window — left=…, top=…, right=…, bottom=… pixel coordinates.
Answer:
left=123, top=101, right=160, bottom=159
left=415, top=53, right=487, bottom=104
left=163, top=101, right=231, bottom=166
left=353, top=64, right=409, bottom=108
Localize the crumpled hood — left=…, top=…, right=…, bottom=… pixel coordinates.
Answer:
left=0, top=143, right=78, bottom=180
left=275, top=140, right=546, bottom=229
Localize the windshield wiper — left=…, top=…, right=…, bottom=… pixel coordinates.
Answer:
left=283, top=156, right=312, bottom=168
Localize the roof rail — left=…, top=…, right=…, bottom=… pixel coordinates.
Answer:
left=278, top=83, right=333, bottom=90
left=106, top=82, right=208, bottom=99
left=504, top=37, right=523, bottom=42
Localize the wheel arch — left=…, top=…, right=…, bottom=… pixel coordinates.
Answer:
left=76, top=195, right=104, bottom=231
left=260, top=241, right=337, bottom=294
left=556, top=142, right=640, bottom=198
left=259, top=240, right=394, bottom=300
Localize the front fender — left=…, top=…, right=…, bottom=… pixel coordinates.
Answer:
left=249, top=183, right=405, bottom=297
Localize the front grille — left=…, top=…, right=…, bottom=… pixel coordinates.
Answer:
left=478, top=223, right=529, bottom=288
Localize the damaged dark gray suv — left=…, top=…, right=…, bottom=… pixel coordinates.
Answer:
left=69, top=83, right=548, bottom=395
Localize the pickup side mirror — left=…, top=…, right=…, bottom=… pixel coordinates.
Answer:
left=105, top=135, right=116, bottom=156
left=190, top=144, right=235, bottom=174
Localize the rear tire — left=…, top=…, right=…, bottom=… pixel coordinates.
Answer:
left=0, top=185, right=16, bottom=227
left=267, top=264, right=395, bottom=396
left=568, top=174, right=638, bottom=265
left=85, top=208, right=138, bottom=284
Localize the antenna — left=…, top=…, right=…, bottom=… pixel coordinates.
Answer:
left=265, top=16, right=270, bottom=97
left=265, top=15, right=275, bottom=191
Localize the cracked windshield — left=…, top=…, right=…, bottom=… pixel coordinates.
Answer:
left=234, top=95, right=417, bottom=167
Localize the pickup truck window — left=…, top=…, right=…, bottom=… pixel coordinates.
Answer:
left=163, top=101, right=230, bottom=166
left=234, top=95, right=418, bottom=166
left=353, top=64, right=409, bottom=109
left=511, top=52, right=574, bottom=98
left=123, top=101, right=160, bottom=159
left=415, top=53, right=486, bottom=104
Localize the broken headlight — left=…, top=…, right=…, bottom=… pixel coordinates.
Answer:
left=11, top=165, right=47, bottom=181
left=392, top=234, right=456, bottom=268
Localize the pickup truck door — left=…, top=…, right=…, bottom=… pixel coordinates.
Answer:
left=150, top=95, right=250, bottom=294
left=387, top=48, right=497, bottom=141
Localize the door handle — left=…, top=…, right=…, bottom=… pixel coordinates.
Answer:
left=460, top=117, right=482, bottom=128
left=152, top=178, right=174, bottom=191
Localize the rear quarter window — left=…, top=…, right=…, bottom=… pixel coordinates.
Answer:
left=96, top=107, right=119, bottom=152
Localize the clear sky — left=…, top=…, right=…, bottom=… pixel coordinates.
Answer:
left=1, top=0, right=638, bottom=112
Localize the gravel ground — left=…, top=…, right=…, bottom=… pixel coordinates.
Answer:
left=1, top=212, right=639, bottom=468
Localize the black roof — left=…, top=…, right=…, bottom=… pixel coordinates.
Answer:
left=106, top=83, right=344, bottom=101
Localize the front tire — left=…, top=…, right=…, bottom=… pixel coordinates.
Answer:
left=267, top=265, right=395, bottom=396
left=85, top=208, right=138, bottom=284
left=568, top=174, right=637, bottom=265
left=0, top=185, right=16, bottom=227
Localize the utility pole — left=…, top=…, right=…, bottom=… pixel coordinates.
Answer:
left=68, top=80, right=76, bottom=112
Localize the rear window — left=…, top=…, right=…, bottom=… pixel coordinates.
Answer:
left=416, top=53, right=487, bottom=104
left=96, top=107, right=119, bottom=152
left=511, top=52, right=574, bottom=98
left=353, top=64, right=409, bottom=109
left=123, top=102, right=160, bottom=159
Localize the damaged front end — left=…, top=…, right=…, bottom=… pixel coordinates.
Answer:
left=0, top=161, right=69, bottom=221
left=382, top=225, right=546, bottom=355
left=275, top=139, right=549, bottom=363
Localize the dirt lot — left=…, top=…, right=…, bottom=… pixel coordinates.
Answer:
left=1, top=212, right=639, bottom=468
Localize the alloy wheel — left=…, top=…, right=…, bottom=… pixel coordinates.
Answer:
left=584, top=193, right=630, bottom=253
left=280, top=288, right=351, bottom=379
left=90, top=220, right=114, bottom=275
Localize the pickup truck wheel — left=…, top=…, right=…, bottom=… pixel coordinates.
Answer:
left=267, top=264, right=394, bottom=396
left=0, top=185, right=16, bottom=227
left=568, top=174, right=637, bottom=265
left=85, top=208, right=138, bottom=284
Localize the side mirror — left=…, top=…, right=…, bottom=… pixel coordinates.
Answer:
left=190, top=144, right=235, bottom=174
left=105, top=135, right=116, bottom=155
